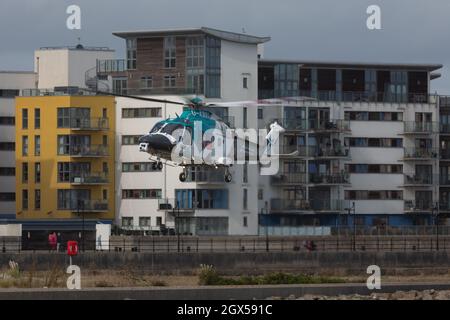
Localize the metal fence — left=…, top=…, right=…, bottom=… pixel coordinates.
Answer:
left=2, top=235, right=450, bottom=253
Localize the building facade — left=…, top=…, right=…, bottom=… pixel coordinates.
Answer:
left=15, top=92, right=116, bottom=236
left=0, top=71, right=36, bottom=220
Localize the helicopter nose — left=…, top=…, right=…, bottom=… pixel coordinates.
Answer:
left=141, top=134, right=174, bottom=152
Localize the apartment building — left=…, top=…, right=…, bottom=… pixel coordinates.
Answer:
left=257, top=61, right=443, bottom=233
left=94, top=27, right=268, bottom=235
left=0, top=71, right=36, bottom=220
left=15, top=91, right=116, bottom=239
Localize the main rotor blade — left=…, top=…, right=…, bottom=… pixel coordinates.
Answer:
left=94, top=90, right=187, bottom=106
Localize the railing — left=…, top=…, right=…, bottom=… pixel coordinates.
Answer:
left=21, top=88, right=97, bottom=97
left=403, top=121, right=438, bottom=134
left=308, top=119, right=351, bottom=132
left=270, top=173, right=308, bottom=185
left=404, top=174, right=434, bottom=186
left=270, top=199, right=344, bottom=212
left=71, top=200, right=108, bottom=212
left=441, top=149, right=450, bottom=160
left=259, top=90, right=437, bottom=104
left=404, top=200, right=434, bottom=212
left=403, top=148, right=438, bottom=160
left=440, top=96, right=450, bottom=108
left=70, top=172, right=109, bottom=185
left=157, top=198, right=196, bottom=212
left=70, top=144, right=108, bottom=157
left=70, top=117, right=109, bottom=131
left=184, top=169, right=226, bottom=183
left=97, top=59, right=127, bottom=73
left=309, top=173, right=350, bottom=185
left=279, top=145, right=311, bottom=156
left=440, top=124, right=450, bottom=134
left=273, top=118, right=308, bottom=131
left=440, top=175, right=450, bottom=185
left=279, top=145, right=349, bottom=158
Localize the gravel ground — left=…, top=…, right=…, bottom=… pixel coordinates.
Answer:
left=269, top=289, right=450, bottom=300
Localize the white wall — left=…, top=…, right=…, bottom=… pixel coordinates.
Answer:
left=35, top=48, right=114, bottom=89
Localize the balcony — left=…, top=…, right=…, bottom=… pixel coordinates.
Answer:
left=279, top=145, right=311, bottom=157
left=309, top=173, right=350, bottom=185
left=157, top=198, right=196, bottom=213
left=404, top=174, right=434, bottom=187
left=440, top=96, right=450, bottom=108
left=184, top=169, right=226, bottom=183
left=273, top=118, right=308, bottom=131
left=97, top=59, right=127, bottom=74
left=270, top=198, right=344, bottom=213
left=440, top=124, right=450, bottom=135
left=404, top=200, right=434, bottom=213
left=311, top=146, right=350, bottom=158
left=70, top=118, right=109, bottom=131
left=308, top=119, right=351, bottom=133
left=441, top=149, right=450, bottom=160
left=403, top=122, right=438, bottom=135
left=71, top=200, right=108, bottom=213
left=271, top=173, right=308, bottom=185
left=70, top=172, right=109, bottom=185
left=70, top=144, right=108, bottom=158
left=403, top=148, right=438, bottom=161
left=440, top=175, right=450, bottom=186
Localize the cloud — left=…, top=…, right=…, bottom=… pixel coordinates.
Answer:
left=0, top=0, right=448, bottom=93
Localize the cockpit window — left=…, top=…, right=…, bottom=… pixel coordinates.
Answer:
left=161, top=123, right=183, bottom=135
left=150, top=122, right=164, bottom=134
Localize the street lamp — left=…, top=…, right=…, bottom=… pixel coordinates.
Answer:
left=346, top=202, right=356, bottom=251
left=432, top=202, right=439, bottom=251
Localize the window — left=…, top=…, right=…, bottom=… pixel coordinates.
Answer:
left=102, top=135, right=108, bottom=146
left=0, top=117, right=15, bottom=125
left=0, top=142, right=14, bottom=151
left=35, top=108, right=40, bottom=129
left=243, top=216, right=248, bottom=227
left=348, top=138, right=403, bottom=148
left=187, top=74, right=204, bottom=93
left=103, top=108, right=107, bottom=118
left=35, top=190, right=41, bottom=210
left=164, top=36, right=176, bottom=68
left=22, top=190, right=28, bottom=210
left=57, top=189, right=90, bottom=210
left=205, top=36, right=221, bottom=98
left=345, top=190, right=403, bottom=200
left=126, top=39, right=137, bottom=70
left=103, top=189, right=108, bottom=201
left=156, top=217, right=163, bottom=226
left=0, top=193, right=15, bottom=202
left=258, top=189, right=264, bottom=200
left=58, top=162, right=71, bottom=182
left=243, top=188, right=248, bottom=210
left=22, top=163, right=28, bottom=183
left=122, top=135, right=141, bottom=145
left=243, top=77, right=248, bottom=89
left=22, top=109, right=28, bottom=129
left=186, top=36, right=204, bottom=68
left=122, top=162, right=162, bottom=172
left=175, top=189, right=229, bottom=209
left=139, top=217, right=150, bottom=227
left=140, top=76, right=153, bottom=89
left=243, top=164, right=248, bottom=183
left=35, top=162, right=41, bottom=183
left=34, top=136, right=41, bottom=156
left=164, top=75, right=176, bottom=88
left=0, top=89, right=19, bottom=97
left=122, top=189, right=162, bottom=199
left=122, top=217, right=133, bottom=227
left=113, top=77, right=128, bottom=95
left=57, top=135, right=70, bottom=155
left=122, top=108, right=162, bottom=118
left=0, top=167, right=15, bottom=176
left=22, top=136, right=28, bottom=156
left=258, top=108, right=263, bottom=120
left=347, top=164, right=403, bottom=174
left=57, top=108, right=70, bottom=128
left=243, top=107, right=248, bottom=128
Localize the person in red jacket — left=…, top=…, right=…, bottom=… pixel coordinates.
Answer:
left=48, top=232, right=57, bottom=251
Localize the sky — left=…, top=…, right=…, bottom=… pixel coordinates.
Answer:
left=0, top=0, right=449, bottom=93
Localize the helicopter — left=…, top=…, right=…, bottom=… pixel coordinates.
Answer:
left=96, top=90, right=294, bottom=183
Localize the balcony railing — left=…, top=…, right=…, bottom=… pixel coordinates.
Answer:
left=274, top=119, right=308, bottom=131
left=404, top=200, right=434, bottom=212
left=404, top=174, right=434, bottom=186
left=403, top=121, right=438, bottom=134
left=308, top=119, right=351, bottom=132
left=259, top=90, right=437, bottom=104
left=440, top=96, right=450, bottom=108
left=440, top=175, right=450, bottom=186
left=97, top=59, right=127, bottom=73
left=441, top=149, right=450, bottom=160
left=440, top=124, right=450, bottom=134
left=70, top=144, right=108, bottom=157
left=270, top=198, right=344, bottom=212
left=70, top=118, right=109, bottom=131
left=309, top=173, right=350, bottom=185
left=70, top=172, right=109, bottom=185
left=184, top=169, right=226, bottom=183
left=279, top=145, right=350, bottom=158
left=271, top=173, right=308, bottom=185
left=403, top=148, right=438, bottom=160
left=71, top=200, right=108, bottom=213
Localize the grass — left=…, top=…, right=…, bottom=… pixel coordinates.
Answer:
left=198, top=264, right=345, bottom=286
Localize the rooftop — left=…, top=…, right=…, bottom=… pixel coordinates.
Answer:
left=259, top=59, right=443, bottom=72
left=38, top=44, right=114, bottom=52
left=113, top=27, right=271, bottom=44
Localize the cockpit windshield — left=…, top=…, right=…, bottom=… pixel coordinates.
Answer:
left=160, top=123, right=183, bottom=135
left=150, top=122, right=164, bottom=134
